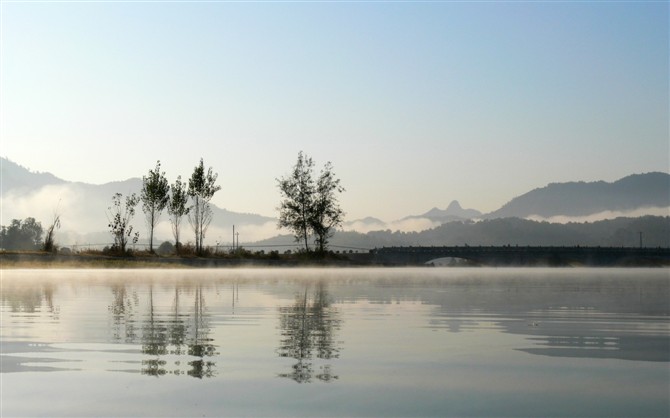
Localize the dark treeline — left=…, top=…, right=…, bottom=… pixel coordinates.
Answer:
left=0, top=218, right=44, bottom=251
left=258, top=216, right=670, bottom=250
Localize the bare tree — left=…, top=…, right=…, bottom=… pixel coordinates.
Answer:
left=43, top=207, right=61, bottom=253
left=188, top=159, right=221, bottom=255
left=168, top=176, right=190, bottom=253
left=141, top=161, right=170, bottom=253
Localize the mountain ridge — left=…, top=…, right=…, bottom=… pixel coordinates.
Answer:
left=1, top=157, right=276, bottom=245
left=2, top=157, right=668, bottom=245
left=484, top=172, right=670, bottom=219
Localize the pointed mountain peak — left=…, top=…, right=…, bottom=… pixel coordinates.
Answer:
left=446, top=200, right=463, bottom=211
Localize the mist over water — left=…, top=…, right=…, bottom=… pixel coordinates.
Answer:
left=2, top=268, right=668, bottom=417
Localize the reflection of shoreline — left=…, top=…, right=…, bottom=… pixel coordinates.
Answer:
left=516, top=335, right=670, bottom=362
left=429, top=311, right=670, bottom=362
left=419, top=274, right=669, bottom=363
left=2, top=269, right=668, bottom=375
left=514, top=330, right=670, bottom=362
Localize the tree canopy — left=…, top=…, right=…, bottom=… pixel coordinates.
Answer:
left=277, top=151, right=345, bottom=254
left=168, top=175, right=190, bottom=252
left=0, top=218, right=44, bottom=250
left=188, top=158, right=221, bottom=255
left=141, top=161, right=170, bottom=253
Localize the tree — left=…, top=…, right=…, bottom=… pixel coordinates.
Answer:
left=107, top=193, right=140, bottom=255
left=187, top=159, right=221, bottom=255
left=43, top=209, right=61, bottom=253
left=311, top=161, right=345, bottom=254
left=141, top=161, right=170, bottom=253
left=277, top=152, right=316, bottom=253
left=0, top=218, right=43, bottom=250
left=277, top=152, right=345, bottom=254
left=168, top=175, right=190, bottom=253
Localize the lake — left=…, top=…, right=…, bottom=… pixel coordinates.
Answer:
left=1, top=268, right=668, bottom=417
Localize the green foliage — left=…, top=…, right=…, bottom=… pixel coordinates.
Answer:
left=0, top=217, right=44, bottom=250
left=141, top=161, right=170, bottom=253
left=277, top=152, right=345, bottom=255
left=107, top=192, right=140, bottom=255
left=168, top=175, right=190, bottom=253
left=188, top=158, right=221, bottom=255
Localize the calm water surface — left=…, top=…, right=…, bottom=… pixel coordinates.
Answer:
left=1, top=268, right=668, bottom=417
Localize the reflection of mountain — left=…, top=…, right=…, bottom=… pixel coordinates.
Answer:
left=277, top=282, right=341, bottom=383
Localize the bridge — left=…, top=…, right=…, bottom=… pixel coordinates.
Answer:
left=371, top=246, right=670, bottom=266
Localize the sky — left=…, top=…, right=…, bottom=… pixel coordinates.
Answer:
left=2, top=1, right=668, bottom=222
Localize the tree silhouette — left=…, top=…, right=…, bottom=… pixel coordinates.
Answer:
left=277, top=152, right=344, bottom=255
left=0, top=217, right=44, bottom=250
left=311, top=161, right=345, bottom=254
left=107, top=193, right=140, bottom=255
left=188, top=159, right=221, bottom=255
left=168, top=176, right=190, bottom=254
left=141, top=161, right=170, bottom=253
left=277, top=152, right=315, bottom=253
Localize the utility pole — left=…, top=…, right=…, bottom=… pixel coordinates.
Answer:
left=232, top=225, right=235, bottom=251
left=236, top=232, right=240, bottom=250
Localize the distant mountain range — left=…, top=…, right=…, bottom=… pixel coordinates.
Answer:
left=255, top=215, right=670, bottom=250
left=1, top=158, right=275, bottom=246
left=342, top=172, right=669, bottom=234
left=484, top=172, right=670, bottom=219
left=404, top=200, right=482, bottom=223
left=2, top=157, right=668, bottom=247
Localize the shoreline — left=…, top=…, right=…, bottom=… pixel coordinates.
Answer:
left=0, top=252, right=370, bottom=269
left=1, top=251, right=668, bottom=269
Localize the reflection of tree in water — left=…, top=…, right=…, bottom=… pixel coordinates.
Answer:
left=108, top=283, right=217, bottom=378
left=277, top=281, right=341, bottom=383
left=185, top=285, right=217, bottom=378
left=109, top=284, right=139, bottom=342
left=3, top=284, right=59, bottom=319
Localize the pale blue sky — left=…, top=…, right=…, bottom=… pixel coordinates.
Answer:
left=2, top=1, right=668, bottom=221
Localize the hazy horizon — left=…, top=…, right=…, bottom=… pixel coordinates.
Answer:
left=2, top=2, right=668, bottom=221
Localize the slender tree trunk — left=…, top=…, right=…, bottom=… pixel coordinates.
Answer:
left=149, top=210, right=155, bottom=253
left=303, top=228, right=309, bottom=253
left=301, top=202, right=309, bottom=253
